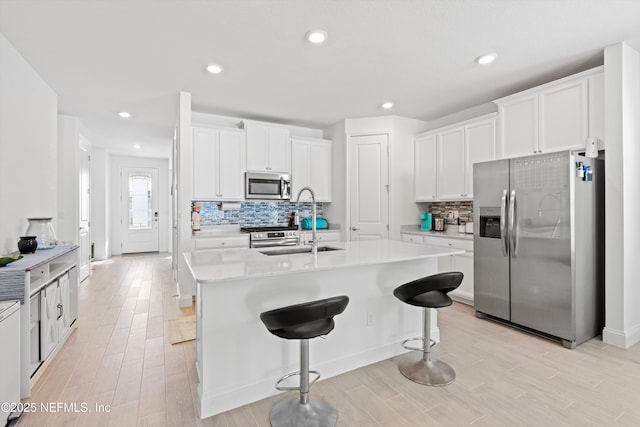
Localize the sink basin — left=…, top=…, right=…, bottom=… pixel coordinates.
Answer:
left=258, top=246, right=342, bottom=256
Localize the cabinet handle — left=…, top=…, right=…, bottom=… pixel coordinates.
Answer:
left=57, top=303, right=63, bottom=320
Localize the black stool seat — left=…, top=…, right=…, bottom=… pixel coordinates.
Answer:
left=260, top=295, right=350, bottom=339
left=393, top=272, right=463, bottom=308
left=260, top=295, right=350, bottom=427
left=393, top=272, right=463, bottom=387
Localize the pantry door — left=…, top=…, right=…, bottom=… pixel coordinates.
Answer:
left=349, top=133, right=389, bottom=241
left=120, top=167, right=160, bottom=253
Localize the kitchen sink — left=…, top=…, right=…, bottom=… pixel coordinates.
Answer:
left=258, top=246, right=342, bottom=256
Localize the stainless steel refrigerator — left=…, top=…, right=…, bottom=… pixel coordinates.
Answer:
left=473, top=151, right=604, bottom=348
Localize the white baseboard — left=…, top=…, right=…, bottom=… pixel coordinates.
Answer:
left=603, top=324, right=640, bottom=348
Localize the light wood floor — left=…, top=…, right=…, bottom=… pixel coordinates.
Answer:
left=17, top=252, right=640, bottom=426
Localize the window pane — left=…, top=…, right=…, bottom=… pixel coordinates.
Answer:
left=129, top=173, right=152, bottom=230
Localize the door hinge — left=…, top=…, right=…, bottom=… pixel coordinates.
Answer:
left=386, top=184, right=389, bottom=192
left=387, top=224, right=389, bottom=230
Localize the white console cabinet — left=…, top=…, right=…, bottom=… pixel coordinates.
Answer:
left=0, top=246, right=79, bottom=398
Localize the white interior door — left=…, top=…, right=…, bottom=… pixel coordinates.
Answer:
left=79, top=135, right=91, bottom=281
left=349, top=134, right=389, bottom=241
left=121, top=167, right=160, bottom=253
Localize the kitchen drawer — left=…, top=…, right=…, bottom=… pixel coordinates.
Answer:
left=423, top=236, right=473, bottom=252
left=301, top=231, right=341, bottom=244
left=194, top=235, right=249, bottom=250
left=402, top=234, right=424, bottom=244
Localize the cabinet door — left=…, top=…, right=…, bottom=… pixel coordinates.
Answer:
left=291, top=140, right=311, bottom=201
left=437, top=127, right=465, bottom=200
left=449, top=253, right=474, bottom=304
left=193, top=127, right=219, bottom=199
left=497, top=94, right=538, bottom=158
left=309, top=141, right=331, bottom=202
left=465, top=117, right=496, bottom=198
left=218, top=130, right=245, bottom=200
left=58, top=273, right=71, bottom=335
left=539, top=79, right=587, bottom=153
left=40, top=282, right=60, bottom=359
left=246, top=123, right=270, bottom=171
left=267, top=127, right=291, bottom=173
left=414, top=133, right=437, bottom=201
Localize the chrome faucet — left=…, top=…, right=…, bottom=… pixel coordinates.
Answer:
left=295, top=186, right=317, bottom=255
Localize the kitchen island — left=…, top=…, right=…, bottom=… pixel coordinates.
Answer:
left=184, top=239, right=463, bottom=418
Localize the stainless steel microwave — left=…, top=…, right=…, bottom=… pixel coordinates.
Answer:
left=245, top=172, right=291, bottom=200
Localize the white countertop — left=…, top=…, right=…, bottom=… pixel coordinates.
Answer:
left=184, top=239, right=463, bottom=284
left=401, top=225, right=473, bottom=241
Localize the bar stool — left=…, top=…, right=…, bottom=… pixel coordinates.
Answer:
left=393, top=272, right=463, bottom=386
left=260, top=295, right=349, bottom=427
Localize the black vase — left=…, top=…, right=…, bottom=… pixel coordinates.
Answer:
left=18, top=236, right=38, bottom=254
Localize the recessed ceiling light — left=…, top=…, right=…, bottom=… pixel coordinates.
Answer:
left=476, top=53, right=497, bottom=65
left=133, top=144, right=141, bottom=149
left=119, top=111, right=131, bottom=118
left=206, top=64, right=223, bottom=74
left=305, top=29, right=328, bottom=44
left=381, top=102, right=394, bottom=109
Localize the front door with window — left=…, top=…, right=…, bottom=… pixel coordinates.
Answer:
left=121, top=167, right=160, bottom=253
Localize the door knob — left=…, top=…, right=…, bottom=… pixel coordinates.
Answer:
left=351, top=226, right=359, bottom=231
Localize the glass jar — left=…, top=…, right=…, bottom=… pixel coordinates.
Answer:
left=25, top=217, right=57, bottom=249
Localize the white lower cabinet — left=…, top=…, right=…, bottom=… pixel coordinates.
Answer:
left=403, top=234, right=474, bottom=305
left=40, top=272, right=73, bottom=360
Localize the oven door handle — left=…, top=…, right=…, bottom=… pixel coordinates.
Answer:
left=251, top=239, right=299, bottom=248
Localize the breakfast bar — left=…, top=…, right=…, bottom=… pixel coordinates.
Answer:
left=184, top=239, right=463, bottom=418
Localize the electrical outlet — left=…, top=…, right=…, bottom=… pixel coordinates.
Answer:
left=366, top=311, right=375, bottom=326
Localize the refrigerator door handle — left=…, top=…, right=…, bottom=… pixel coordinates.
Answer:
left=500, top=189, right=509, bottom=256
left=509, top=190, right=517, bottom=258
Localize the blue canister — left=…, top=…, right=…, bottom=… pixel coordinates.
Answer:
left=420, top=212, right=432, bottom=231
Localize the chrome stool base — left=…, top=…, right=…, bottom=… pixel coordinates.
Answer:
left=398, top=353, right=456, bottom=386
left=269, top=396, right=338, bottom=427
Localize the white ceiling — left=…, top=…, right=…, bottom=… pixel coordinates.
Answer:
left=1, top=0, right=640, bottom=159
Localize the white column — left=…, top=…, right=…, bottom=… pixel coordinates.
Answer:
left=603, top=42, right=640, bottom=348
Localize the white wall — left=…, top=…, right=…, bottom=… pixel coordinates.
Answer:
left=57, top=115, right=91, bottom=244
left=389, top=116, right=430, bottom=238
left=603, top=42, right=640, bottom=348
left=423, top=102, right=497, bottom=132
left=109, top=155, right=170, bottom=255
left=323, top=121, right=347, bottom=241
left=91, top=147, right=110, bottom=260
left=341, top=115, right=429, bottom=241
left=0, top=32, right=57, bottom=254
left=177, top=92, right=195, bottom=306
left=192, top=111, right=323, bottom=139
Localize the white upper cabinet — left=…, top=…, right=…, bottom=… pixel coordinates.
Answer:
left=414, top=133, right=437, bottom=201
left=497, top=94, right=538, bottom=158
left=465, top=116, right=496, bottom=198
left=495, top=67, right=602, bottom=159
left=291, top=137, right=332, bottom=202
left=244, top=121, right=291, bottom=173
left=539, top=79, right=587, bottom=153
left=193, top=126, right=245, bottom=200
left=415, top=114, right=496, bottom=201
left=437, top=128, right=465, bottom=199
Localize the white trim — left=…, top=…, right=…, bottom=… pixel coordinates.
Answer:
left=603, top=324, right=640, bottom=349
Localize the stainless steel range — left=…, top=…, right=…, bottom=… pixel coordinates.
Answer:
left=241, top=226, right=300, bottom=248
